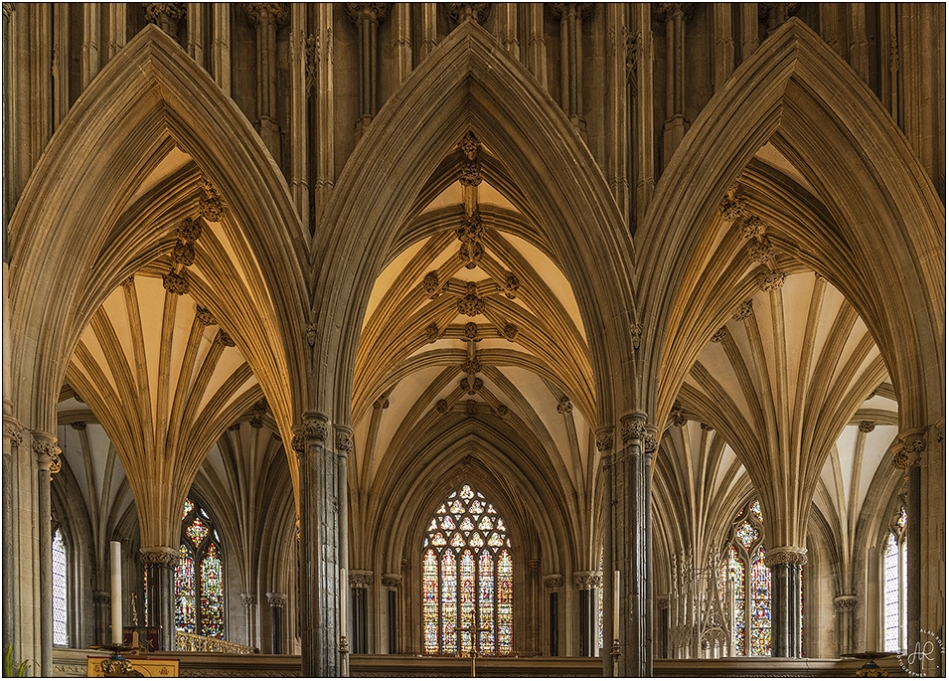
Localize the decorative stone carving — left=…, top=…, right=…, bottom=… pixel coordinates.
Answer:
left=750, top=237, right=775, bottom=264
left=764, top=545, right=808, bottom=567
left=140, top=546, right=180, bottom=567
left=758, top=268, right=786, bottom=291
left=93, top=591, right=111, bottom=606
left=621, top=416, right=646, bottom=445
left=833, top=594, right=858, bottom=612
left=447, top=3, right=491, bottom=25
left=303, top=416, right=328, bottom=442
left=196, top=306, right=217, bottom=326
left=228, top=422, right=241, bottom=432
left=266, top=592, right=288, bottom=608
left=456, top=212, right=485, bottom=268
left=550, top=3, right=593, bottom=20
left=465, top=400, right=478, bottom=417
left=425, top=323, right=440, bottom=343
left=176, top=217, right=203, bottom=243
left=162, top=270, right=190, bottom=295
left=436, top=399, right=449, bottom=414
left=345, top=3, right=387, bottom=24
left=241, top=593, right=257, bottom=607
left=500, top=323, right=518, bottom=341
left=335, top=429, right=353, bottom=454
left=741, top=215, right=766, bottom=239
left=643, top=434, right=658, bottom=453
left=595, top=428, right=613, bottom=453
left=543, top=574, right=564, bottom=590
left=350, top=570, right=373, bottom=588
left=495, top=404, right=509, bottom=418
left=306, top=322, right=317, bottom=347
left=2, top=420, right=23, bottom=446
left=32, top=438, right=61, bottom=473
left=459, top=131, right=480, bottom=159
left=720, top=194, right=746, bottom=222
left=460, top=377, right=482, bottom=395
left=652, top=3, right=693, bottom=23
left=700, top=422, right=713, bottom=431
left=460, top=158, right=483, bottom=186
left=500, top=273, right=519, bottom=299
left=305, top=34, right=318, bottom=92
left=630, top=322, right=644, bottom=350
left=657, top=595, right=670, bottom=609
left=460, top=358, right=482, bottom=375
left=573, top=571, right=601, bottom=590
left=2, top=4, right=16, bottom=19
left=557, top=397, right=572, bottom=415
left=218, top=330, right=237, bottom=347
left=710, top=327, right=727, bottom=343
left=422, top=271, right=441, bottom=298
left=670, top=405, right=686, bottom=427
left=373, top=397, right=390, bottom=410
left=893, top=433, right=926, bottom=470
left=198, top=179, right=225, bottom=222
left=382, top=573, right=402, bottom=589
left=143, top=3, right=186, bottom=38
left=464, top=322, right=479, bottom=340
left=120, top=276, right=135, bottom=288
left=859, top=421, right=876, bottom=433
left=733, top=300, right=753, bottom=321
left=290, top=434, right=306, bottom=454
left=172, top=240, right=196, bottom=266
left=249, top=413, right=264, bottom=429
left=70, top=421, right=87, bottom=431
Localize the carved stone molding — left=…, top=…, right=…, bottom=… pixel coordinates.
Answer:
left=345, top=3, right=388, bottom=24
left=670, top=405, right=686, bottom=428
left=460, top=357, right=482, bottom=375
left=573, top=571, right=601, bottom=590
left=373, top=397, right=390, bottom=410
left=595, top=428, right=613, bottom=453
left=543, top=574, right=564, bottom=591
left=833, top=594, right=858, bottom=612
left=120, top=275, right=136, bottom=288
left=464, top=400, right=478, bottom=417
left=741, top=215, right=766, bottom=239
left=2, top=3, right=15, bottom=19
left=246, top=3, right=289, bottom=25
left=557, top=397, right=572, bottom=415
left=657, top=595, right=670, bottom=609
left=621, top=414, right=646, bottom=445
left=143, top=3, right=186, bottom=38
left=463, top=322, right=479, bottom=340
left=162, top=270, right=190, bottom=295
left=460, top=377, right=483, bottom=395
left=140, top=546, right=180, bottom=567
left=652, top=3, right=693, bottom=24
left=176, top=217, right=203, bottom=243
left=435, top=399, right=449, bottom=414
left=425, top=323, right=440, bottom=343
left=447, top=3, right=491, bottom=25
left=218, top=330, right=237, bottom=347
left=550, top=3, right=593, bottom=20
left=750, top=236, right=775, bottom=264
left=764, top=545, right=808, bottom=567
left=859, top=420, right=876, bottom=433
left=495, top=404, right=509, bottom=418
left=335, top=427, right=354, bottom=455
left=70, top=421, right=87, bottom=431
left=733, top=300, right=753, bottom=321
left=32, top=435, right=61, bottom=474
left=172, top=240, right=196, bottom=266
left=241, top=593, right=257, bottom=607
left=720, top=194, right=746, bottom=222
left=460, top=158, right=483, bottom=186
left=303, top=413, right=329, bottom=443
left=422, top=271, right=441, bottom=298
left=195, top=305, right=217, bottom=326
left=710, top=327, right=726, bottom=343
left=630, top=322, right=644, bottom=350
left=198, top=180, right=225, bottom=221
left=290, top=434, right=306, bottom=454
left=457, top=290, right=486, bottom=317
left=500, top=273, right=519, bottom=299
left=893, top=432, right=926, bottom=470
left=350, top=570, right=373, bottom=588
left=266, top=592, right=287, bottom=608
left=93, top=590, right=111, bottom=606
left=459, top=131, right=480, bottom=159
left=305, top=322, right=317, bottom=348
left=500, top=323, right=518, bottom=341
left=643, top=433, right=658, bottom=454
left=382, top=573, right=402, bottom=590
left=758, top=268, right=786, bottom=291
left=2, top=417, right=23, bottom=446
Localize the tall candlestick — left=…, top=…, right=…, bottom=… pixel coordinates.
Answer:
left=340, top=568, right=347, bottom=637
left=110, top=541, right=122, bottom=645
left=613, top=570, right=620, bottom=636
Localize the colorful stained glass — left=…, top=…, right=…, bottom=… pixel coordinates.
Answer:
left=185, top=516, right=210, bottom=547
left=422, top=483, right=512, bottom=655
left=750, top=546, right=771, bottom=655
left=175, top=543, right=196, bottom=633
left=895, top=506, right=907, bottom=531
left=497, top=550, right=513, bottom=654
left=736, top=521, right=759, bottom=551
left=182, top=498, right=194, bottom=520
left=143, top=567, right=149, bottom=623
left=883, top=533, right=902, bottom=651
left=52, top=528, right=68, bottom=646
left=200, top=544, right=224, bottom=638
left=597, top=551, right=603, bottom=651
left=750, top=499, right=763, bottom=522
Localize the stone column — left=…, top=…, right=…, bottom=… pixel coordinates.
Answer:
left=141, top=547, right=178, bottom=651
left=833, top=594, right=857, bottom=655
left=210, top=3, right=231, bottom=96
left=544, top=575, right=563, bottom=656
left=643, top=427, right=657, bottom=676
left=350, top=570, right=372, bottom=654
left=657, top=595, right=669, bottom=659
left=631, top=4, right=654, bottom=225
left=382, top=573, right=401, bottom=654
left=32, top=430, right=60, bottom=676
left=313, top=3, right=335, bottom=227
left=766, top=546, right=806, bottom=657
left=241, top=593, right=258, bottom=650
left=267, top=592, right=287, bottom=654
left=597, top=428, right=614, bottom=674
left=551, top=3, right=592, bottom=135
left=294, top=412, right=340, bottom=676
left=654, top=3, right=692, bottom=165
left=2, top=409, right=22, bottom=654
left=574, top=571, right=599, bottom=657
left=93, top=590, right=112, bottom=647
left=347, top=4, right=388, bottom=139
left=245, top=3, right=288, bottom=162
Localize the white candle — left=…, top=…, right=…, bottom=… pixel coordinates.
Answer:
left=612, top=570, right=620, bottom=637
left=340, top=568, right=347, bottom=638
left=110, top=541, right=122, bottom=645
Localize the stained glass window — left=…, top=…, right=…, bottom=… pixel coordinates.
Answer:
left=422, top=483, right=513, bottom=655
left=52, top=527, right=68, bottom=646
left=175, top=498, right=225, bottom=638
left=749, top=546, right=771, bottom=655
left=883, top=505, right=907, bottom=652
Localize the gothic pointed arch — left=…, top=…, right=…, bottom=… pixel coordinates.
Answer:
left=7, top=24, right=307, bottom=444
left=641, top=18, right=944, bottom=432
left=313, top=20, right=638, bottom=426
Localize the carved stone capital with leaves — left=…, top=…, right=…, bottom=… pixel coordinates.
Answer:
left=764, top=545, right=807, bottom=567
left=140, top=546, right=180, bottom=567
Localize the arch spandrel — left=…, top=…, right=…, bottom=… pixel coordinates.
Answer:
left=640, top=18, right=944, bottom=430
left=8, top=24, right=308, bottom=443
left=313, top=21, right=638, bottom=426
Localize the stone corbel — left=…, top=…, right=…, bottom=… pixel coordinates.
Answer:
left=350, top=570, right=373, bottom=588
left=833, top=594, right=857, bottom=612
left=381, top=573, right=402, bottom=590
left=32, top=431, right=61, bottom=476
left=573, top=571, right=601, bottom=590
left=892, top=428, right=928, bottom=471
left=266, top=592, right=288, bottom=609
left=543, top=574, right=564, bottom=591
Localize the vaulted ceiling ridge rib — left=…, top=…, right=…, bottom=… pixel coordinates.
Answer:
left=90, top=307, right=149, bottom=444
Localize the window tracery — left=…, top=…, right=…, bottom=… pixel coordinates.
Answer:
left=52, top=527, right=68, bottom=646
left=883, top=505, right=907, bottom=652
left=175, top=498, right=225, bottom=638
left=422, top=484, right=513, bottom=655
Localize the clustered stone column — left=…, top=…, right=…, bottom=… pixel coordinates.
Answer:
left=241, top=593, right=258, bottom=650
left=550, top=3, right=592, bottom=134
left=266, top=592, right=287, bottom=654
left=382, top=573, right=401, bottom=654
left=833, top=594, right=857, bottom=655
left=245, top=3, right=288, bottom=162
left=32, top=430, right=60, bottom=676
left=653, top=3, right=693, bottom=163
left=766, top=546, right=806, bottom=657
left=141, top=546, right=178, bottom=651
left=2, top=407, right=23, bottom=657
left=573, top=571, right=600, bottom=656
left=93, top=590, right=112, bottom=647
left=543, top=575, right=563, bottom=656
left=346, top=3, right=388, bottom=138
left=349, top=570, right=372, bottom=654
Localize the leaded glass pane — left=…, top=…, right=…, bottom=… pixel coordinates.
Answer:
left=441, top=551, right=458, bottom=653
left=199, top=544, right=225, bottom=638
left=736, top=522, right=759, bottom=551
left=182, top=498, right=194, bottom=520
left=185, top=516, right=209, bottom=547
left=750, top=499, right=763, bottom=522
left=479, top=552, right=495, bottom=654
left=175, top=543, right=196, bottom=633
left=460, top=485, right=474, bottom=500
left=460, top=550, right=476, bottom=654
left=883, top=533, right=901, bottom=651
left=52, top=528, right=68, bottom=646
left=424, top=550, right=439, bottom=654
left=750, top=546, right=771, bottom=655
left=497, top=550, right=513, bottom=654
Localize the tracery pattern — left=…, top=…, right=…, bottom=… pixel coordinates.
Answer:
left=175, top=498, right=225, bottom=638
left=883, top=505, right=907, bottom=652
left=52, top=528, right=68, bottom=646
left=422, top=484, right=513, bottom=655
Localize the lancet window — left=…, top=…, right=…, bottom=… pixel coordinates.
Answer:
left=52, top=526, right=69, bottom=646
left=422, top=484, right=513, bottom=656
left=882, top=505, right=907, bottom=652
left=175, top=498, right=225, bottom=638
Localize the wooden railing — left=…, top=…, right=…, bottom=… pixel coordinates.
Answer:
left=174, top=631, right=255, bottom=654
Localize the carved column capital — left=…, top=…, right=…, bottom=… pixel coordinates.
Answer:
left=595, top=427, right=614, bottom=453
left=241, top=593, right=258, bottom=607
left=70, top=421, right=87, bottom=431
left=302, top=412, right=329, bottom=443
left=266, top=592, right=288, bottom=608
left=620, top=413, right=646, bottom=445
left=93, top=590, right=111, bottom=606
left=3, top=415, right=23, bottom=446
left=573, top=570, right=601, bottom=590
left=858, top=420, right=876, bottom=433
left=764, top=545, right=808, bottom=567
left=382, top=573, right=402, bottom=590
left=335, top=425, right=354, bottom=455
left=140, top=546, right=180, bottom=567
left=32, top=432, right=61, bottom=474
left=143, top=3, right=186, bottom=37
left=245, top=2, right=289, bottom=26
left=892, top=429, right=927, bottom=470
left=350, top=570, right=373, bottom=588
left=346, top=3, right=388, bottom=24
left=543, top=574, right=564, bottom=591
left=447, top=3, right=491, bottom=25
left=833, top=594, right=858, bottom=612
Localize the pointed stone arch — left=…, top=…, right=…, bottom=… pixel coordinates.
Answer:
left=8, top=24, right=308, bottom=437
left=313, top=21, right=638, bottom=428
left=639, top=18, right=944, bottom=431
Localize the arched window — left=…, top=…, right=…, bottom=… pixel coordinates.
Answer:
left=52, top=527, right=69, bottom=646
left=882, top=505, right=907, bottom=652
left=422, top=484, right=513, bottom=656
left=720, top=499, right=782, bottom=656
left=175, top=498, right=225, bottom=638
